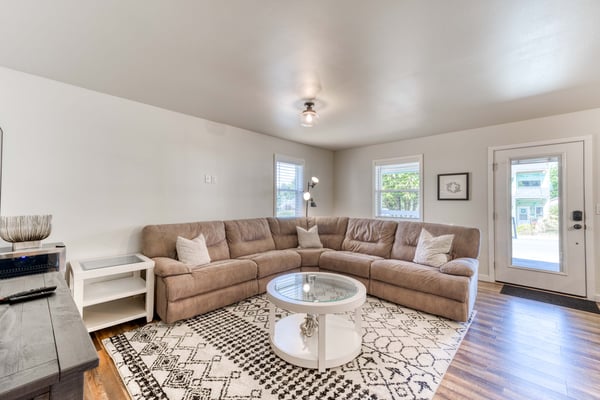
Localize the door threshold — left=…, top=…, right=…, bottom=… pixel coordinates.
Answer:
left=499, top=283, right=599, bottom=314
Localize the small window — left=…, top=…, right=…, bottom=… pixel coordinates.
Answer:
left=517, top=172, right=543, bottom=187
left=374, top=155, right=423, bottom=220
left=274, top=155, right=304, bottom=218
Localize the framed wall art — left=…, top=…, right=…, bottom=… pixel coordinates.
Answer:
left=437, top=172, right=469, bottom=200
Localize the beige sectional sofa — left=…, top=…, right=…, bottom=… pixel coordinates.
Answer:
left=142, top=216, right=480, bottom=324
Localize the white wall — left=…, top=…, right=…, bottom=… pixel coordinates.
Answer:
left=0, top=67, right=333, bottom=260
left=334, top=109, right=600, bottom=296
left=4, top=65, right=600, bottom=296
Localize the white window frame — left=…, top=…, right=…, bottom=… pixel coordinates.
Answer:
left=373, top=155, right=423, bottom=221
left=274, top=154, right=305, bottom=218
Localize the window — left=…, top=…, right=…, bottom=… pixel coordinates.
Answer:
left=374, top=155, right=422, bottom=220
left=274, top=155, right=304, bottom=218
left=519, top=207, right=529, bottom=221
left=516, top=172, right=543, bottom=187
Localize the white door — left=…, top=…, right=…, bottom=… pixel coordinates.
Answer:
left=494, top=141, right=587, bottom=296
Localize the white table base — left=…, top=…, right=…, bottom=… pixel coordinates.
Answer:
left=269, top=305, right=362, bottom=372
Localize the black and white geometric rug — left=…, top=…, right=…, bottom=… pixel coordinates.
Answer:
left=103, top=295, right=474, bottom=400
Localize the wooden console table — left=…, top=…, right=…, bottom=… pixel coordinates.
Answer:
left=0, top=272, right=98, bottom=400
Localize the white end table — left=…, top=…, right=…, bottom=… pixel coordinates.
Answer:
left=68, top=253, right=154, bottom=332
left=266, top=272, right=366, bottom=372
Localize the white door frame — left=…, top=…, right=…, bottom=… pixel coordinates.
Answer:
left=487, top=136, right=596, bottom=299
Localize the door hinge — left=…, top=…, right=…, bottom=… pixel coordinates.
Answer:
left=492, top=162, right=498, bottom=172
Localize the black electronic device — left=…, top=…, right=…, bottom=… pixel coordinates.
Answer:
left=0, top=285, right=57, bottom=304
left=572, top=210, right=583, bottom=221
left=0, top=243, right=65, bottom=280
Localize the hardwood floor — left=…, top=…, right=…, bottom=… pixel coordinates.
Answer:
left=85, top=281, right=600, bottom=399
left=435, top=282, right=600, bottom=400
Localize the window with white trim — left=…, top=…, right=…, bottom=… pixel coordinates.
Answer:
left=374, top=155, right=423, bottom=220
left=274, top=154, right=304, bottom=218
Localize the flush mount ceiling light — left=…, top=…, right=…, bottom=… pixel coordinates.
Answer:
left=300, top=101, right=319, bottom=128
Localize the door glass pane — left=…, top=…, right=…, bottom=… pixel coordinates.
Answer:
left=510, top=156, right=561, bottom=272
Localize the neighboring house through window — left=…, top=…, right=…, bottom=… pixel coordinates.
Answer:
left=274, top=154, right=304, bottom=218
left=373, top=155, right=423, bottom=220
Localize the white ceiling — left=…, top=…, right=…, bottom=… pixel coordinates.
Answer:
left=2, top=1, right=600, bottom=150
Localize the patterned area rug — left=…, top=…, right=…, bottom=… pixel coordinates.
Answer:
left=103, top=295, right=474, bottom=400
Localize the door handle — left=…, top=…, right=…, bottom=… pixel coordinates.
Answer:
left=573, top=224, right=583, bottom=230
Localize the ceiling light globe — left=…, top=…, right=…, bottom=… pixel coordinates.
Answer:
left=300, top=101, right=319, bottom=127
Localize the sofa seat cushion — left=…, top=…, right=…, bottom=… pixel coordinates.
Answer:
left=319, top=251, right=382, bottom=278
left=371, top=259, right=470, bottom=302
left=294, top=248, right=332, bottom=267
left=163, top=259, right=258, bottom=301
left=239, top=249, right=301, bottom=278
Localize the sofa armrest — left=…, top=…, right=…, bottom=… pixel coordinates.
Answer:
left=153, top=257, right=191, bottom=277
left=439, top=257, right=478, bottom=277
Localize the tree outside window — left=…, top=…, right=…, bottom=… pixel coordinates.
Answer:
left=374, top=156, right=422, bottom=220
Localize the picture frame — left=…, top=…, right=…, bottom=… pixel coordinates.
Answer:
left=437, top=172, right=469, bottom=200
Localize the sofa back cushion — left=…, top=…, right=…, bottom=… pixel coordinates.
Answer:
left=142, top=221, right=230, bottom=261
left=391, top=221, right=480, bottom=261
left=341, top=218, right=397, bottom=258
left=267, top=217, right=309, bottom=249
left=307, top=216, right=349, bottom=250
left=225, top=218, right=276, bottom=258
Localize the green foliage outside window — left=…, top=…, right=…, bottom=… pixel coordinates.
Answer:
left=549, top=164, right=558, bottom=199
left=276, top=189, right=299, bottom=217
left=380, top=172, right=419, bottom=211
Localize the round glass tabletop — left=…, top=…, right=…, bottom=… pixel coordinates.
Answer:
left=271, top=272, right=359, bottom=303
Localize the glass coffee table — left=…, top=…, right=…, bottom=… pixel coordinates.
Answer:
left=266, top=272, right=366, bottom=372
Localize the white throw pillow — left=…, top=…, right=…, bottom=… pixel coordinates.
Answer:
left=413, top=228, right=454, bottom=267
left=296, top=225, right=323, bottom=248
left=176, top=234, right=211, bottom=266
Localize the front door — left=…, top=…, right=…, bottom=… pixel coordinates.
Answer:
left=494, top=141, right=587, bottom=296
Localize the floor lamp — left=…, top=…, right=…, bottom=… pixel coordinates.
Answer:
left=303, top=176, right=319, bottom=217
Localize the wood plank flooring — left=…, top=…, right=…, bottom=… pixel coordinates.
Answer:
left=85, top=281, right=600, bottom=400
